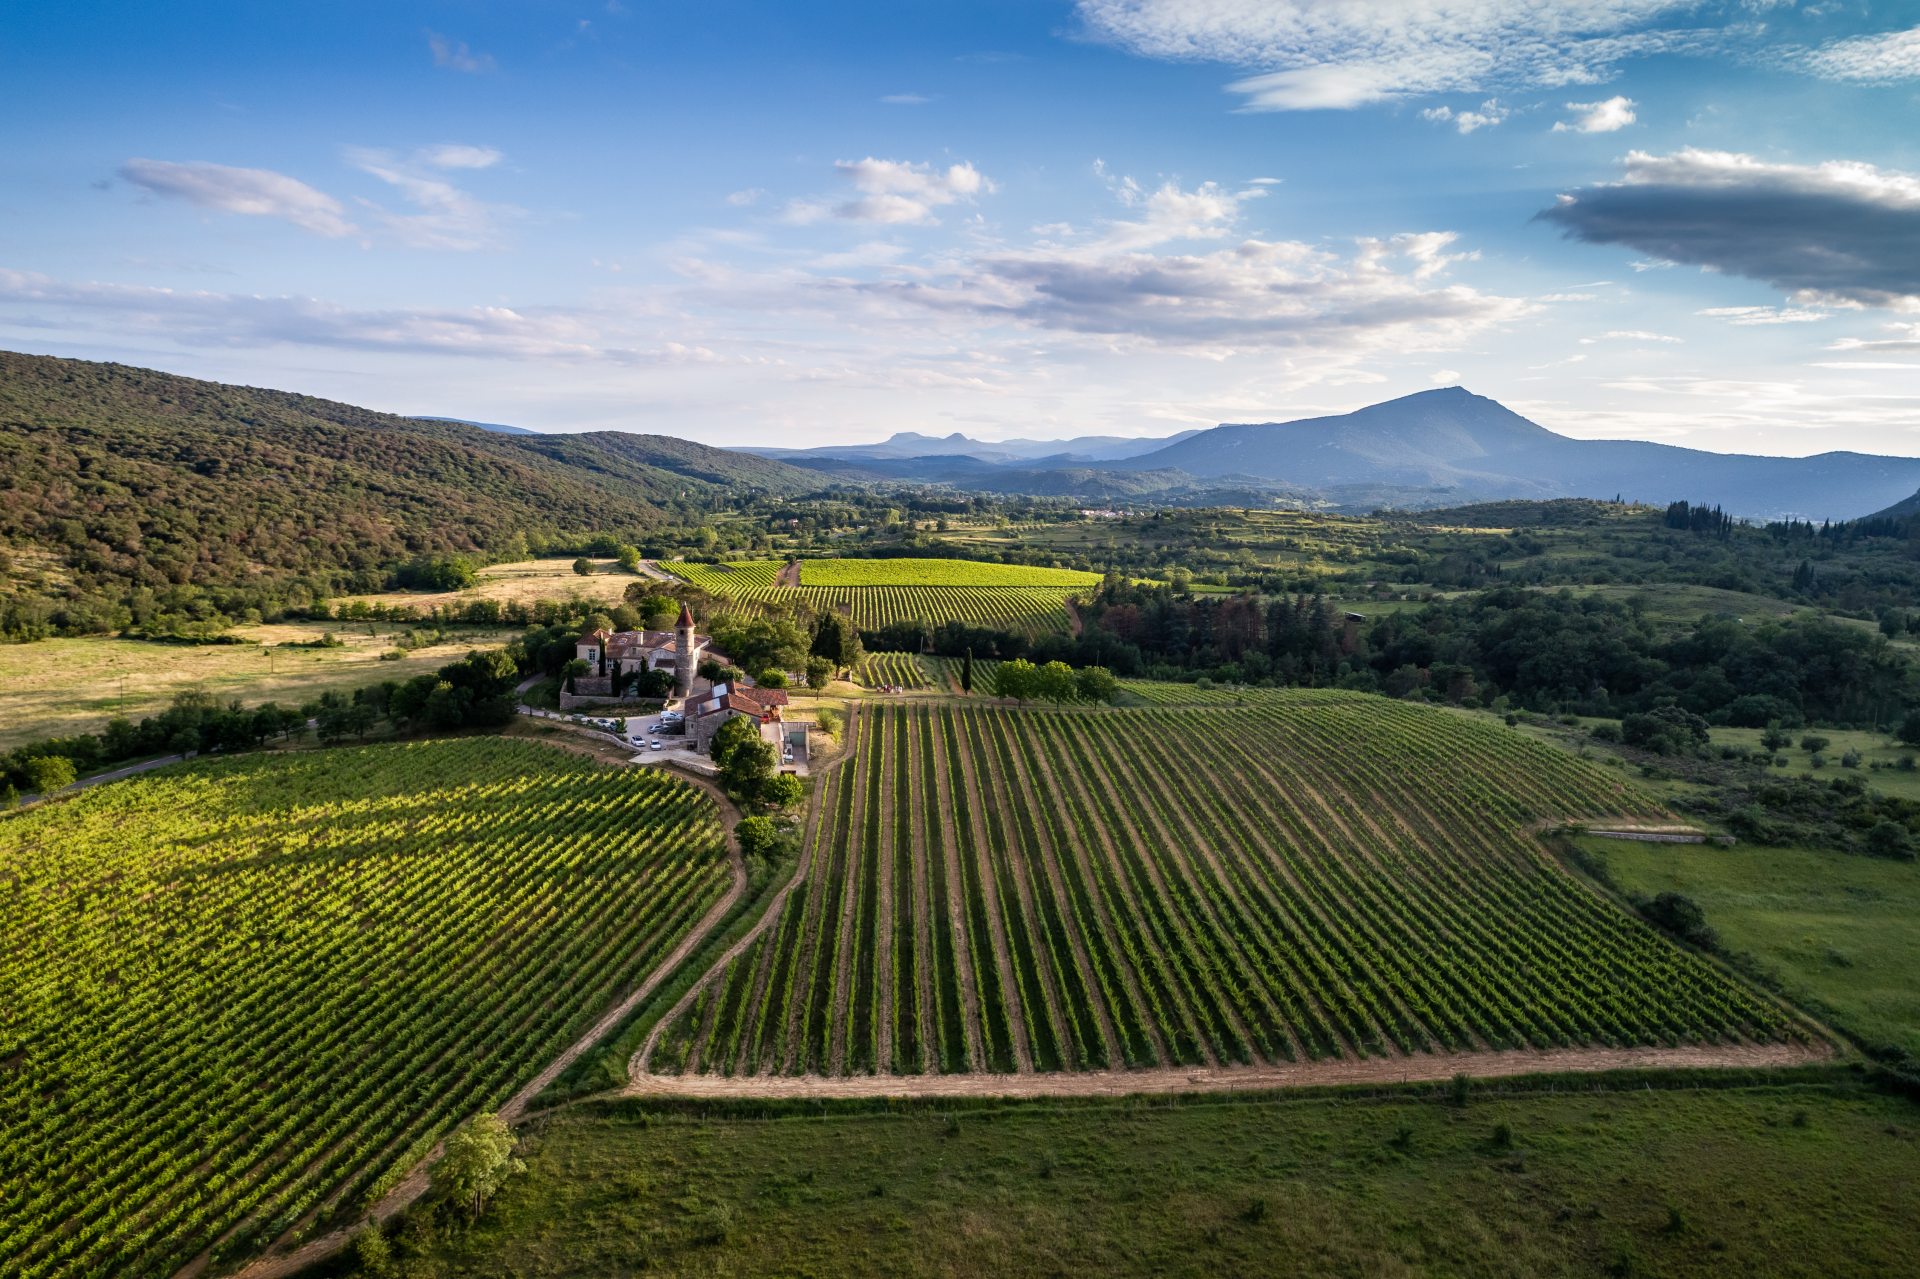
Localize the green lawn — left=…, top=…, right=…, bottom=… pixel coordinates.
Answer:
left=356, top=1079, right=1918, bottom=1279
left=1591, top=837, right=1920, bottom=1056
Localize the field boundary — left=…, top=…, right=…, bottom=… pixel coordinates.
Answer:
left=624, top=1041, right=1832, bottom=1101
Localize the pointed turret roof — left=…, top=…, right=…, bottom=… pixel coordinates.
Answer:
left=677, top=601, right=696, bottom=630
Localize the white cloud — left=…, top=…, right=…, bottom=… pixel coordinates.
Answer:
left=1553, top=95, right=1636, bottom=133
left=345, top=148, right=521, bottom=251
left=1802, top=25, right=1920, bottom=83
left=1075, top=0, right=1723, bottom=109
left=784, top=157, right=991, bottom=225
left=417, top=144, right=503, bottom=170
left=1541, top=149, right=1920, bottom=307
left=879, top=93, right=932, bottom=105
left=1430, top=368, right=1462, bottom=384
left=1539, top=292, right=1599, bottom=302
left=725, top=187, right=767, bottom=207
left=428, top=32, right=495, bottom=73
left=1697, top=305, right=1829, bottom=325
left=1828, top=322, right=1920, bottom=354
left=1422, top=99, right=1510, bottom=133
left=1247, top=176, right=1283, bottom=185
left=119, top=159, right=356, bottom=238
left=1580, top=329, right=1683, bottom=343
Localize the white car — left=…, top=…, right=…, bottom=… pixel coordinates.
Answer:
left=649, top=740, right=663, bottom=751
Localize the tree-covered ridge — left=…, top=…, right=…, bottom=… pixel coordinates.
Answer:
left=0, top=351, right=818, bottom=637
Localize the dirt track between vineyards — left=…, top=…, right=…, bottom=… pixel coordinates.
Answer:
left=623, top=1040, right=1832, bottom=1102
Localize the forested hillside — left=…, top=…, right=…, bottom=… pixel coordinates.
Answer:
left=0, top=352, right=818, bottom=637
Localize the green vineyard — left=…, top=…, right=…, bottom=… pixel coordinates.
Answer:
left=854, top=652, right=931, bottom=690
left=797, top=559, right=1100, bottom=589
left=0, top=740, right=731, bottom=1279
left=667, top=560, right=1081, bottom=638
left=649, top=696, right=1795, bottom=1078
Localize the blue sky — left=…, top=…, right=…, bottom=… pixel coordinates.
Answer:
left=3, top=1, right=1919, bottom=453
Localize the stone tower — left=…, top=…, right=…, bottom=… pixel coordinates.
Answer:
left=674, top=601, right=697, bottom=701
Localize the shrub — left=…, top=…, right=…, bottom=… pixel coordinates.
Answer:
left=1640, top=892, right=1718, bottom=950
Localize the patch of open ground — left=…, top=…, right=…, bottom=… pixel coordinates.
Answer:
left=0, top=622, right=501, bottom=749
left=335, top=557, right=641, bottom=612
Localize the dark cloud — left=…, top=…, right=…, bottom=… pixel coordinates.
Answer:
left=1539, top=149, right=1920, bottom=307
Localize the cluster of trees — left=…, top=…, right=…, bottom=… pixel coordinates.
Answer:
left=1683, top=771, right=1918, bottom=862
left=1365, top=589, right=1917, bottom=726
left=710, top=715, right=803, bottom=810
left=1, top=690, right=311, bottom=799
left=1662, top=500, right=1736, bottom=537
left=985, top=658, right=1119, bottom=704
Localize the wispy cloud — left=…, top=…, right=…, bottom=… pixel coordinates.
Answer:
left=1800, top=25, right=1920, bottom=84
left=1580, top=329, right=1683, bottom=343
left=879, top=93, right=933, bottom=105
left=427, top=31, right=495, bottom=74
left=1697, top=305, right=1829, bottom=325
left=119, top=159, right=356, bottom=238
left=1540, top=149, right=1920, bottom=307
left=344, top=148, right=521, bottom=251
left=1828, top=322, right=1920, bottom=354
left=1552, top=95, right=1635, bottom=133
left=0, top=267, right=693, bottom=363
left=417, top=144, right=502, bottom=170
left=1075, top=0, right=1734, bottom=110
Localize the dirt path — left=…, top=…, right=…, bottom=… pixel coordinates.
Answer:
left=636, top=708, right=863, bottom=1078
left=625, top=1040, right=1832, bottom=1101
left=1064, top=596, right=1084, bottom=638
left=216, top=743, right=748, bottom=1279
left=776, top=559, right=802, bottom=588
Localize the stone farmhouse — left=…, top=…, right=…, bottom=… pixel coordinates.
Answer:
left=567, top=602, right=707, bottom=704
left=686, top=681, right=807, bottom=769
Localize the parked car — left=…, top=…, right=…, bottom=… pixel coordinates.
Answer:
left=649, top=740, right=663, bottom=751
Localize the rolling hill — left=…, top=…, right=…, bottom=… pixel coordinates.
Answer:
left=0, top=350, right=821, bottom=631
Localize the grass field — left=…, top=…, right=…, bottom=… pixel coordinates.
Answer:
left=669, top=560, right=1082, bottom=638
left=1708, top=725, right=1920, bottom=799
left=334, top=557, right=638, bottom=612
left=0, top=622, right=499, bottom=750
left=0, top=739, right=731, bottom=1279
left=350, top=1077, right=1920, bottom=1278
left=649, top=697, right=1794, bottom=1080
left=1591, top=836, right=1920, bottom=1057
